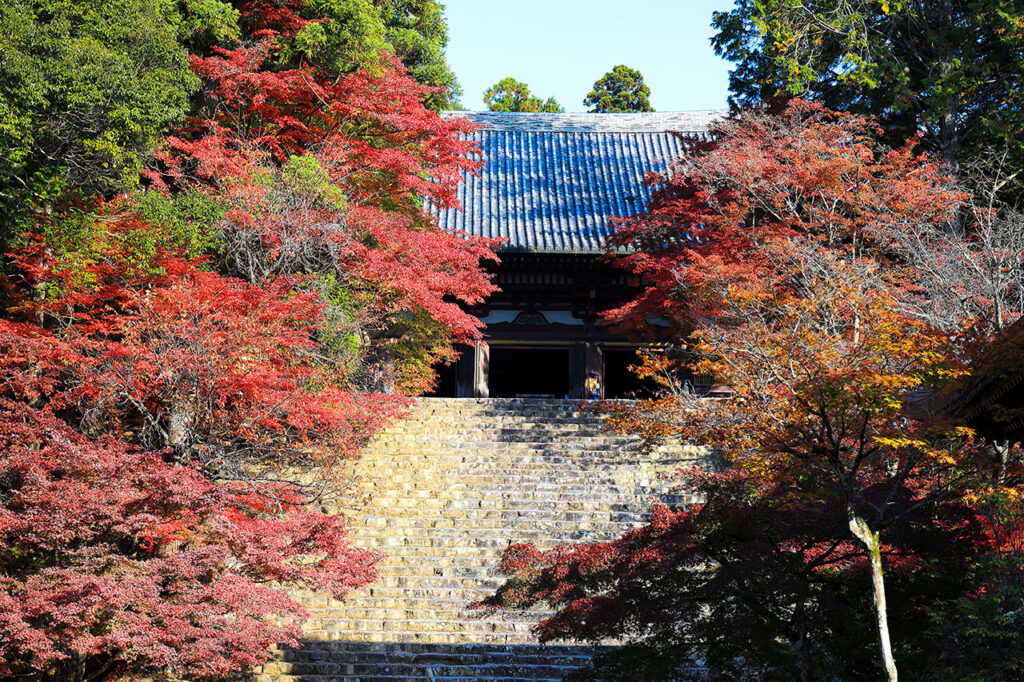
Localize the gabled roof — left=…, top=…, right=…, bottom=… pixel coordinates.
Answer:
left=435, top=111, right=726, bottom=253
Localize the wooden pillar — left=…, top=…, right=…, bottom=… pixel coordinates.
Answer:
left=585, top=341, right=604, bottom=399
left=475, top=341, right=490, bottom=398
left=571, top=341, right=604, bottom=399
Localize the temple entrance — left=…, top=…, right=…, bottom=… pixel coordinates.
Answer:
left=603, top=348, right=659, bottom=399
left=426, top=360, right=458, bottom=397
left=488, top=346, right=571, bottom=398
left=434, top=344, right=669, bottom=399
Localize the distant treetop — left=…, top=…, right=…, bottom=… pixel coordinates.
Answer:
left=584, top=65, right=654, bottom=113
left=483, top=77, right=564, bottom=113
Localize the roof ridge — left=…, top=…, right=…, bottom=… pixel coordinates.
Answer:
left=471, top=129, right=714, bottom=137
left=442, top=110, right=728, bottom=134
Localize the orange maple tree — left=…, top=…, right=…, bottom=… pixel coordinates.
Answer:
left=490, top=102, right=1023, bottom=681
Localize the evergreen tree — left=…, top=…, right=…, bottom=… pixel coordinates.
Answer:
left=584, top=64, right=654, bottom=113
left=376, top=0, right=462, bottom=110
left=483, top=77, right=564, bottom=113
left=711, top=0, right=1024, bottom=175
left=0, top=0, right=202, bottom=245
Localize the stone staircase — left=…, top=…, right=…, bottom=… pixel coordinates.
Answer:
left=257, top=398, right=706, bottom=682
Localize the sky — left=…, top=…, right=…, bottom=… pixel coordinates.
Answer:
left=443, top=0, right=736, bottom=113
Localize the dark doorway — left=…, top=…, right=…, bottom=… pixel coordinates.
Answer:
left=489, top=346, right=570, bottom=398
left=603, top=349, right=659, bottom=399
left=426, top=359, right=458, bottom=397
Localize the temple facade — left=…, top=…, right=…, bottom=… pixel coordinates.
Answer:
left=430, top=111, right=724, bottom=399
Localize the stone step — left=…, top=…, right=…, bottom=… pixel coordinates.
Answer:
left=344, top=511, right=652, bottom=525
left=347, top=475, right=680, bottom=487
left=277, top=641, right=603, bottom=656
left=371, top=576, right=519, bottom=591
left=342, top=497, right=652, bottom=511
left=260, top=662, right=581, bottom=678
left=348, top=535, right=625, bottom=550
left=356, top=581, right=512, bottom=598
left=258, top=676, right=569, bottom=681
left=301, top=611, right=545, bottom=626
left=300, top=623, right=557, bottom=636
left=347, top=517, right=645, bottom=531
left=358, top=448, right=675, bottom=454
left=319, top=594, right=548, bottom=608
left=370, top=436, right=628, bottom=445
left=262, top=398, right=708, bottom=682
left=361, top=487, right=683, bottom=499
left=352, top=460, right=687, bottom=471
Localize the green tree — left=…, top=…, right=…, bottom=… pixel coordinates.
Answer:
left=583, top=64, right=654, bottom=113
left=271, top=0, right=389, bottom=74
left=483, top=77, right=564, bottom=113
left=258, top=0, right=460, bottom=110
left=711, top=0, right=1024, bottom=174
left=0, top=0, right=204, bottom=245
left=376, top=0, right=462, bottom=110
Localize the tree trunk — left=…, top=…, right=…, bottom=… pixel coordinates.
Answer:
left=789, top=598, right=812, bottom=682
left=995, top=440, right=1011, bottom=485
left=167, top=403, right=194, bottom=463
left=937, top=0, right=960, bottom=175
left=848, top=513, right=898, bottom=682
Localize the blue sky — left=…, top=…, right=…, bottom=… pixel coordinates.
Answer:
left=443, top=0, right=736, bottom=113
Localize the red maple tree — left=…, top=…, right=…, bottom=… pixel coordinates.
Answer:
left=2, top=1, right=498, bottom=678
left=483, top=469, right=996, bottom=681
left=0, top=210, right=388, bottom=679
left=150, top=0, right=498, bottom=392
left=0, top=399, right=377, bottom=681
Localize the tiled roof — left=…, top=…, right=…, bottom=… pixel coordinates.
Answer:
left=434, top=111, right=726, bottom=253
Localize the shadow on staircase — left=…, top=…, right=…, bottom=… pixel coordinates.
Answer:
left=269, top=641, right=610, bottom=681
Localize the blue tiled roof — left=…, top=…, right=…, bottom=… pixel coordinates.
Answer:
left=435, top=111, right=725, bottom=253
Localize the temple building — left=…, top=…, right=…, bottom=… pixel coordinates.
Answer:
left=430, top=110, right=724, bottom=399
